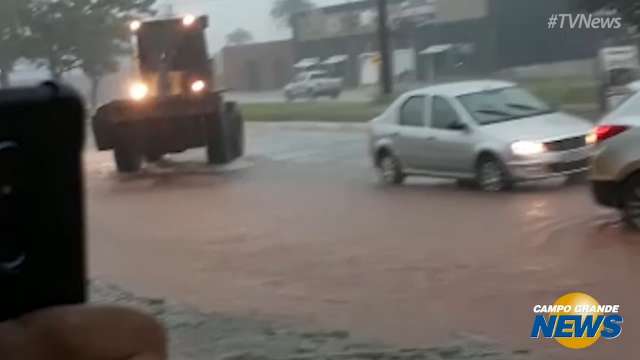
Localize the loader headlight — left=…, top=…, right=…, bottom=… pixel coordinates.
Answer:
left=129, top=82, right=149, bottom=101
left=182, top=14, right=196, bottom=27
left=190, top=80, right=206, bottom=93
left=130, top=20, right=142, bottom=32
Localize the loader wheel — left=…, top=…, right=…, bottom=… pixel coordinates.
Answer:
left=227, top=102, right=245, bottom=159
left=145, top=152, right=164, bottom=163
left=114, top=126, right=142, bottom=173
left=206, top=102, right=244, bottom=165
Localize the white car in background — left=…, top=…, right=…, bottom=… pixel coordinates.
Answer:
left=590, top=91, right=640, bottom=230
left=284, top=71, right=343, bottom=101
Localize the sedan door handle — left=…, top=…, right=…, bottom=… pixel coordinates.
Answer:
left=425, top=136, right=436, bottom=141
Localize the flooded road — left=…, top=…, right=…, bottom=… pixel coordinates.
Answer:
left=85, top=124, right=638, bottom=360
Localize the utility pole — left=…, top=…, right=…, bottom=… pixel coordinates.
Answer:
left=376, top=0, right=393, bottom=95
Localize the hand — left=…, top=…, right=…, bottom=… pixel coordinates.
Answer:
left=0, top=305, right=167, bottom=360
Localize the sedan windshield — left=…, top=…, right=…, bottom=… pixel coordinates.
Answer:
left=457, top=87, right=553, bottom=125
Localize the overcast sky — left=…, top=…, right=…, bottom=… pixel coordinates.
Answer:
left=163, top=0, right=350, bottom=52
left=13, top=0, right=350, bottom=79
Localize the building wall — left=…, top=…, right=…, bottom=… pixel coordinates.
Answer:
left=292, top=0, right=496, bottom=87
left=294, top=33, right=377, bottom=87
left=222, top=40, right=295, bottom=91
left=290, top=0, right=624, bottom=88
left=413, top=18, right=495, bottom=80
left=491, top=0, right=619, bottom=69
left=436, top=0, right=488, bottom=23
left=412, top=0, right=622, bottom=79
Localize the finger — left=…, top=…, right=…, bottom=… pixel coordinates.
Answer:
left=0, top=319, right=45, bottom=360
left=19, top=305, right=167, bottom=360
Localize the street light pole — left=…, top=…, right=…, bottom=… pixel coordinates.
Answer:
left=377, top=0, right=393, bottom=95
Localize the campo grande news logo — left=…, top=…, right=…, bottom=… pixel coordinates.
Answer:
left=530, top=292, right=623, bottom=349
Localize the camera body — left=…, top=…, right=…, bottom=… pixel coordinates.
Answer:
left=0, top=82, right=86, bottom=321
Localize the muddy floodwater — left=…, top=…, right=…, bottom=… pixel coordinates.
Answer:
left=85, top=125, right=639, bottom=360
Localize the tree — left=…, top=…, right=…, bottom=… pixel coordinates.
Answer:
left=27, top=0, right=154, bottom=108
left=27, top=1, right=85, bottom=80
left=579, top=0, right=640, bottom=27
left=270, top=0, right=316, bottom=28
left=72, top=0, right=155, bottom=109
left=75, top=12, right=128, bottom=110
left=226, top=28, right=254, bottom=46
left=0, top=0, right=32, bottom=88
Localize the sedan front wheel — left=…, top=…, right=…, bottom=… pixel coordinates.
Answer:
left=622, top=174, right=640, bottom=230
left=476, top=156, right=513, bottom=192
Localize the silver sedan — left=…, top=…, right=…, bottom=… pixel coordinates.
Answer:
left=369, top=80, right=595, bottom=191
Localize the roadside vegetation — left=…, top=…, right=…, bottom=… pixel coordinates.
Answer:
left=0, top=0, right=155, bottom=109
left=243, top=102, right=388, bottom=123
left=523, top=77, right=598, bottom=108
left=243, top=77, right=598, bottom=123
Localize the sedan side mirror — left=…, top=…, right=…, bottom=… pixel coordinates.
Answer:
left=449, top=122, right=469, bottom=131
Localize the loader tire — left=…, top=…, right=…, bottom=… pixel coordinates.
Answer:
left=145, top=151, right=164, bottom=163
left=227, top=102, right=245, bottom=159
left=114, top=126, right=142, bottom=173
left=206, top=102, right=244, bottom=165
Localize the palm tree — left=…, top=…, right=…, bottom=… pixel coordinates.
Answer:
left=270, top=0, right=316, bottom=28
left=226, top=28, right=254, bottom=46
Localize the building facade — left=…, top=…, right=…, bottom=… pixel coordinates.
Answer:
left=291, top=0, right=621, bottom=86
left=221, top=40, right=295, bottom=91
left=219, top=0, right=623, bottom=91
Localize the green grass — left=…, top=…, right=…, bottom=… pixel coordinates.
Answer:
left=242, top=102, right=387, bottom=123
left=522, top=77, right=598, bottom=106
left=240, top=78, right=598, bottom=123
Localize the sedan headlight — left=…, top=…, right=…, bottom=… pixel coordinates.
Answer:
left=511, top=141, right=546, bottom=156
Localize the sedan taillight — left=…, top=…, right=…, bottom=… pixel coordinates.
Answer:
left=587, top=125, right=630, bottom=144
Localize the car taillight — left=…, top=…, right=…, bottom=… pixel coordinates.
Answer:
left=588, top=125, right=630, bottom=143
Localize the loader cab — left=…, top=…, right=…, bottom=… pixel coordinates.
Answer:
left=129, top=15, right=213, bottom=100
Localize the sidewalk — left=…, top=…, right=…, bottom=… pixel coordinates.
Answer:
left=91, top=281, right=535, bottom=360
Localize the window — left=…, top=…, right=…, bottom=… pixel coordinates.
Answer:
left=310, top=73, right=328, bottom=80
left=399, top=96, right=425, bottom=127
left=609, top=90, right=640, bottom=119
left=431, top=97, right=461, bottom=130
left=457, top=86, right=552, bottom=125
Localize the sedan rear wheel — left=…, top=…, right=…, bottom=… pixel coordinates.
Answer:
left=622, top=175, right=640, bottom=230
left=378, top=153, right=405, bottom=185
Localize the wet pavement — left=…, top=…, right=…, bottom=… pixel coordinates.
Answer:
left=85, top=124, right=638, bottom=360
